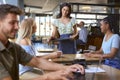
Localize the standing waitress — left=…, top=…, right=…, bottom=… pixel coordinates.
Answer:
left=50, top=2, right=78, bottom=54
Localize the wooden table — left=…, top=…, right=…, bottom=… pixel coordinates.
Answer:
left=52, top=54, right=100, bottom=64
left=37, top=52, right=120, bottom=80
left=52, top=54, right=120, bottom=80
left=44, top=65, right=120, bottom=80
left=85, top=65, right=120, bottom=80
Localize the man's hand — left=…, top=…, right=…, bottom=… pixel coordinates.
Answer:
left=41, top=64, right=85, bottom=80
left=35, top=70, right=74, bottom=80
left=66, top=64, right=85, bottom=75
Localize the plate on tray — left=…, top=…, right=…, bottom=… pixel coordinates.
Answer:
left=37, top=48, right=54, bottom=53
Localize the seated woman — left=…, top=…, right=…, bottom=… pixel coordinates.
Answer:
left=16, top=18, right=62, bottom=79
left=84, top=16, right=120, bottom=69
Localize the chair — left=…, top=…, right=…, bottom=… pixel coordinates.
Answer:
left=76, top=43, right=87, bottom=51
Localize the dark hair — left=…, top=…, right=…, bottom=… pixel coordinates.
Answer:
left=81, top=21, right=85, bottom=25
left=102, top=16, right=115, bottom=32
left=58, top=2, right=71, bottom=18
left=0, top=4, right=23, bottom=20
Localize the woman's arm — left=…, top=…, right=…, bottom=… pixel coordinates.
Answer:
left=27, top=57, right=84, bottom=74
left=84, top=47, right=118, bottom=59
left=38, top=51, right=62, bottom=59
left=32, top=68, right=79, bottom=80
left=84, top=48, right=103, bottom=58
left=92, top=48, right=103, bottom=54
left=51, top=26, right=60, bottom=39
left=102, top=47, right=118, bottom=59
left=70, top=24, right=78, bottom=39
left=48, top=26, right=60, bottom=43
left=27, top=57, right=67, bottom=71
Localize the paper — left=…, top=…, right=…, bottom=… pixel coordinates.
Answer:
left=85, top=66, right=105, bottom=73
left=36, top=52, right=50, bottom=56
left=75, top=54, right=85, bottom=59
left=37, top=48, right=54, bottom=52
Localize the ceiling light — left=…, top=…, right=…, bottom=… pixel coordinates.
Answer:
left=81, top=6, right=91, bottom=10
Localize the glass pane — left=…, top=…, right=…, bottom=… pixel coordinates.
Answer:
left=72, top=5, right=78, bottom=12
left=46, top=15, right=51, bottom=36
left=71, top=13, right=75, bottom=17
left=35, top=17, right=40, bottom=36
left=78, top=5, right=107, bottom=13
left=76, top=14, right=96, bottom=19
left=40, top=17, right=45, bottom=36
left=35, top=16, right=53, bottom=36
left=97, top=15, right=107, bottom=19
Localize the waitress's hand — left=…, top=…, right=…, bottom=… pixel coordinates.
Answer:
left=70, top=35, right=76, bottom=40
left=47, top=36, right=55, bottom=43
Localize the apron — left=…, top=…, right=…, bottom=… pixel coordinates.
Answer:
left=58, top=34, right=76, bottom=54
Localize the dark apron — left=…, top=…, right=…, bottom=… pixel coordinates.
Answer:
left=58, top=34, right=77, bottom=54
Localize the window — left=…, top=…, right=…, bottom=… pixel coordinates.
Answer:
left=35, top=16, right=53, bottom=37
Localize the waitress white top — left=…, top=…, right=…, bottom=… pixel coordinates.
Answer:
left=52, top=18, right=76, bottom=35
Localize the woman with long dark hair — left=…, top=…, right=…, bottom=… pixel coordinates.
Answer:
left=50, top=2, right=78, bottom=54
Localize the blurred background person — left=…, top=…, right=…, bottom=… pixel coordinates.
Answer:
left=16, top=18, right=62, bottom=79
left=49, top=2, right=78, bottom=54
left=76, top=21, right=88, bottom=45
left=84, top=16, right=120, bottom=69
